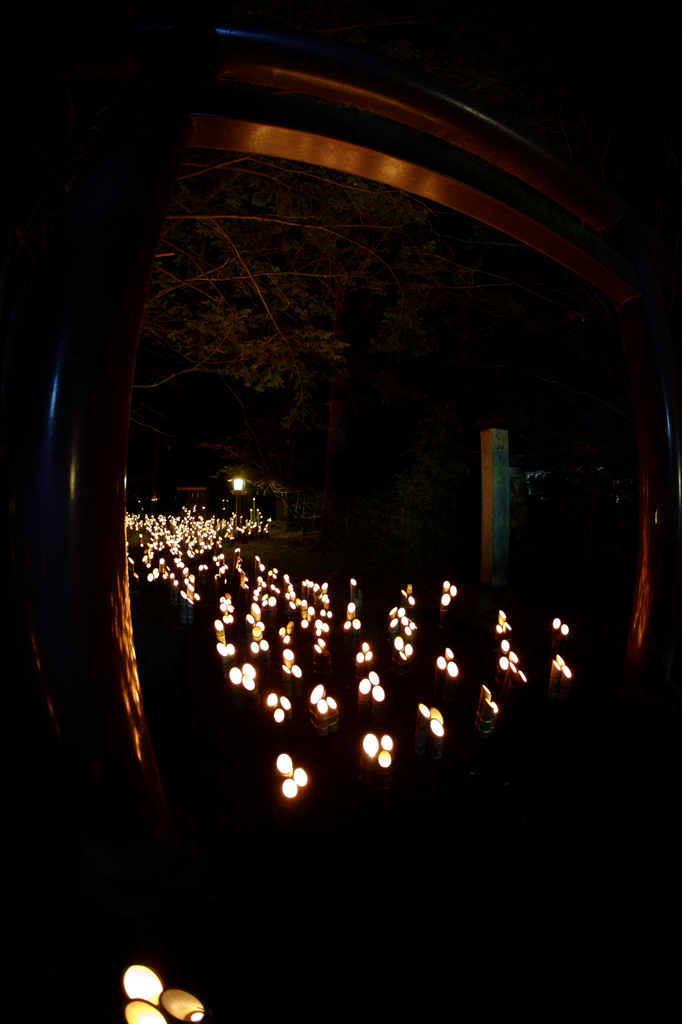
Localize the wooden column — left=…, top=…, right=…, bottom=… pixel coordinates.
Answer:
left=480, top=428, right=509, bottom=587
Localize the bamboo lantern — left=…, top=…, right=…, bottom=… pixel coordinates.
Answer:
left=315, top=698, right=330, bottom=736
left=343, top=619, right=355, bottom=650
left=276, top=777, right=299, bottom=821
left=477, top=684, right=492, bottom=719
left=493, top=623, right=505, bottom=651
left=388, top=607, right=399, bottom=639
left=242, top=674, right=259, bottom=709
left=214, top=619, right=226, bottom=646
left=160, top=990, right=207, bottom=1022
left=429, top=706, right=444, bottom=727
left=347, top=602, right=356, bottom=621
left=313, top=642, right=332, bottom=678
left=229, top=666, right=244, bottom=708
left=391, top=636, right=406, bottom=675
left=495, top=656, right=510, bottom=692
left=442, top=661, right=459, bottom=702
left=259, top=639, right=270, bottom=668
left=557, top=664, right=572, bottom=701
left=428, top=719, right=445, bottom=760
left=283, top=648, right=296, bottom=675
left=439, top=593, right=451, bottom=629
left=327, top=696, right=339, bottom=732
left=358, top=679, right=372, bottom=717
left=434, top=656, right=447, bottom=698
left=273, top=706, right=285, bottom=737
left=551, top=616, right=561, bottom=649
left=292, top=664, right=303, bottom=698
left=266, top=692, right=279, bottom=711
left=350, top=578, right=358, bottom=602
left=371, top=685, right=385, bottom=723
left=276, top=753, right=294, bottom=779
left=475, top=687, right=498, bottom=739
left=293, top=766, right=308, bottom=805
left=414, top=704, right=431, bottom=756
left=551, top=618, right=570, bottom=656
left=309, top=683, right=326, bottom=725
left=352, top=617, right=362, bottom=641
left=500, top=662, right=518, bottom=709
left=281, top=664, right=292, bottom=697
left=123, top=966, right=164, bottom=1007
left=547, top=655, right=565, bottom=699
left=124, top=999, right=166, bottom=1022
left=216, top=642, right=235, bottom=677
left=361, top=733, right=379, bottom=783
left=501, top=656, right=518, bottom=700
left=375, top=749, right=393, bottom=796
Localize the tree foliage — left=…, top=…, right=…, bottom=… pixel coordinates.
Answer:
left=2, top=0, right=679, bottom=586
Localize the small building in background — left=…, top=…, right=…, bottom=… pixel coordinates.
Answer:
left=177, top=485, right=210, bottom=509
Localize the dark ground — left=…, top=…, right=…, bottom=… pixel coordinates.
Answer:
left=14, top=528, right=681, bottom=1016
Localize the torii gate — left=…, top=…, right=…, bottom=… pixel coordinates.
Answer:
left=5, top=24, right=680, bottom=906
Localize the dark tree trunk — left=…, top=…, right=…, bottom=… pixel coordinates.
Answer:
left=320, top=282, right=348, bottom=540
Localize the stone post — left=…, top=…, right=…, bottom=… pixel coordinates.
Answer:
left=480, top=428, right=509, bottom=587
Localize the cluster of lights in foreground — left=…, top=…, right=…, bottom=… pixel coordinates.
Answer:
left=128, top=514, right=574, bottom=789
left=122, top=965, right=208, bottom=1023
left=122, top=515, right=577, bottom=1018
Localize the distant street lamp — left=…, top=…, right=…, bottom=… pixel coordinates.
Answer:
left=231, top=477, right=245, bottom=529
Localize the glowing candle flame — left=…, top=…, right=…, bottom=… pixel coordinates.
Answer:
left=123, top=966, right=163, bottom=1004
left=363, top=734, right=379, bottom=757
left=125, top=1001, right=166, bottom=1023
left=310, top=684, right=325, bottom=704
